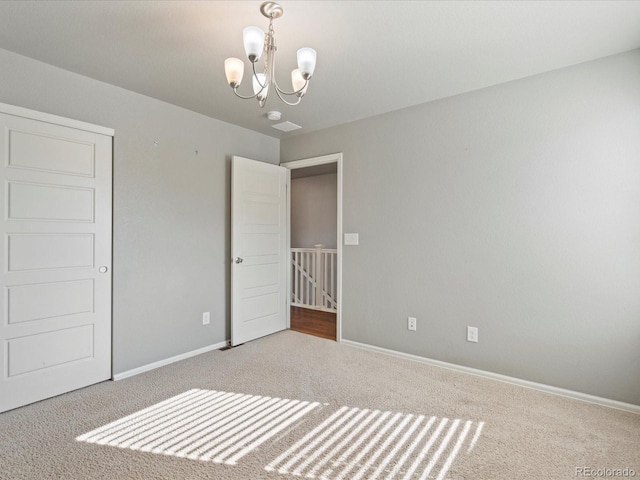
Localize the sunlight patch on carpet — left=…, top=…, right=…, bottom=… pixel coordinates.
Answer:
left=76, top=389, right=319, bottom=465
left=265, top=406, right=485, bottom=480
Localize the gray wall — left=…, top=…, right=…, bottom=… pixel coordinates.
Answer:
left=282, top=50, right=640, bottom=405
left=0, top=48, right=279, bottom=375
left=2, top=44, right=639, bottom=406
left=291, top=173, right=337, bottom=249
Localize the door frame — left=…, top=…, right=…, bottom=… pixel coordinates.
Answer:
left=281, top=153, right=343, bottom=342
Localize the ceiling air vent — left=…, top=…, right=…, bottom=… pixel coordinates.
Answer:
left=272, top=121, right=301, bottom=132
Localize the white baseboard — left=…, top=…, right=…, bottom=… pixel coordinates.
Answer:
left=112, top=340, right=229, bottom=381
left=340, top=339, right=640, bottom=415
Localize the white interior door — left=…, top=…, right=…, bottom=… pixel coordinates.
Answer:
left=0, top=105, right=113, bottom=413
left=231, top=156, right=287, bottom=346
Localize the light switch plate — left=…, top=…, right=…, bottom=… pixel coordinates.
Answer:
left=344, top=233, right=359, bottom=245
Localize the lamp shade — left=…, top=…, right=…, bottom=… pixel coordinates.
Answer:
left=291, top=69, right=308, bottom=96
left=243, top=26, right=265, bottom=62
left=224, top=58, right=244, bottom=86
left=297, top=48, right=317, bottom=78
left=253, top=73, right=268, bottom=100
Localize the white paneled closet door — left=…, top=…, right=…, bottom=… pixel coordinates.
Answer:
left=0, top=104, right=113, bottom=412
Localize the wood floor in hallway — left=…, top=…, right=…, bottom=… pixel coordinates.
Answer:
left=290, top=306, right=336, bottom=341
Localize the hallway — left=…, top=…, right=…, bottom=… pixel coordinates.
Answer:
left=290, top=306, right=336, bottom=341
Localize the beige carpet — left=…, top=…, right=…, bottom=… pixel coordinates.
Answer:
left=0, top=330, right=638, bottom=479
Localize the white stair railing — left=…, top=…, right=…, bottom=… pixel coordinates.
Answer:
left=291, top=244, right=337, bottom=312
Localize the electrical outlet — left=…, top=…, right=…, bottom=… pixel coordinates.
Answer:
left=467, top=326, right=478, bottom=343
left=202, top=312, right=210, bottom=325
left=407, top=317, right=417, bottom=331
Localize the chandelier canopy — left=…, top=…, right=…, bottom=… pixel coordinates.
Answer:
left=224, top=2, right=317, bottom=107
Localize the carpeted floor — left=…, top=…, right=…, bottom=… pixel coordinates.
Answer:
left=0, top=330, right=638, bottom=479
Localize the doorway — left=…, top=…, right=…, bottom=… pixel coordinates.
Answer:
left=282, top=153, right=343, bottom=342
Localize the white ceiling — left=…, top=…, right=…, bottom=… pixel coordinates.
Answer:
left=0, top=1, right=639, bottom=139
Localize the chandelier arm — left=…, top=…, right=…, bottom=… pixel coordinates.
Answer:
left=260, top=45, right=270, bottom=108
left=267, top=26, right=308, bottom=99
left=273, top=88, right=303, bottom=106
left=253, top=59, right=269, bottom=93
left=231, top=86, right=261, bottom=100
left=274, top=77, right=309, bottom=97
left=261, top=24, right=276, bottom=105
left=229, top=61, right=268, bottom=100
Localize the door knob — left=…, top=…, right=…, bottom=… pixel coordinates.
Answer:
left=234, top=257, right=244, bottom=264
left=99, top=266, right=109, bottom=273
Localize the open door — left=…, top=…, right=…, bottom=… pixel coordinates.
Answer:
left=231, top=156, right=287, bottom=346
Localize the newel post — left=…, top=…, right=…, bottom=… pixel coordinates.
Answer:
left=314, top=244, right=325, bottom=308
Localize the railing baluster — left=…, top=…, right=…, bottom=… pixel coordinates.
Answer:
left=305, top=252, right=309, bottom=305
left=298, top=251, right=302, bottom=304
left=314, top=244, right=323, bottom=308
left=322, top=253, right=327, bottom=308
left=292, top=251, right=295, bottom=303
left=299, top=251, right=304, bottom=305
left=294, top=251, right=299, bottom=304
left=330, top=252, right=335, bottom=308
left=326, top=253, right=331, bottom=308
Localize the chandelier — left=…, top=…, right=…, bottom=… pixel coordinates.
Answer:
left=223, top=2, right=317, bottom=107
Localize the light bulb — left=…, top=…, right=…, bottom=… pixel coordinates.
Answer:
left=243, top=27, right=265, bottom=62
left=224, top=58, right=244, bottom=87
left=253, top=73, right=268, bottom=100
left=297, top=48, right=317, bottom=79
left=291, top=69, right=308, bottom=97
